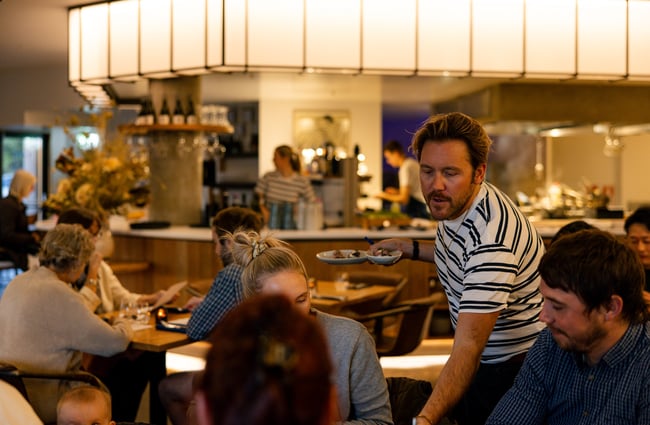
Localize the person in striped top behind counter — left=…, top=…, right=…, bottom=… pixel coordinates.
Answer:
left=370, top=112, right=546, bottom=425
left=254, top=145, right=315, bottom=226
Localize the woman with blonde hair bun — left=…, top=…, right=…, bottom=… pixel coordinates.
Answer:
left=227, top=230, right=392, bottom=425
left=230, top=230, right=308, bottom=299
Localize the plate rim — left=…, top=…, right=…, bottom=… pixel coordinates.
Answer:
left=316, top=249, right=368, bottom=264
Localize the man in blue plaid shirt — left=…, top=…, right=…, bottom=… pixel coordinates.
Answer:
left=159, top=206, right=263, bottom=425
left=487, top=229, right=650, bottom=425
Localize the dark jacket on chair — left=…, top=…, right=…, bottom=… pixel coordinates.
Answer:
left=386, top=377, right=433, bottom=425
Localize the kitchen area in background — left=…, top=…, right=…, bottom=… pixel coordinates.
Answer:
left=4, top=75, right=650, bottom=228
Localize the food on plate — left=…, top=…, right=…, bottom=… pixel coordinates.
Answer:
left=333, top=249, right=361, bottom=259
left=374, top=248, right=392, bottom=256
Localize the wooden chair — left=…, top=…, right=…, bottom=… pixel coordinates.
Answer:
left=355, top=292, right=448, bottom=357
left=339, top=270, right=408, bottom=316
left=0, top=362, right=107, bottom=424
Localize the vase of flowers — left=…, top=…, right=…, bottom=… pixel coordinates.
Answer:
left=44, top=135, right=150, bottom=221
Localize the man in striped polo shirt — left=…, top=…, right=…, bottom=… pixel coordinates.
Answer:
left=371, top=112, right=545, bottom=425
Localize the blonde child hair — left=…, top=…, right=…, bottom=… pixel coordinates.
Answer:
left=56, top=386, right=114, bottom=425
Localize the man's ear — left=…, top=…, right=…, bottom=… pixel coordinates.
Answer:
left=473, top=163, right=487, bottom=184
left=604, top=295, right=624, bottom=321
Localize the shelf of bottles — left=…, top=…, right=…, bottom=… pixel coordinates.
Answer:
left=119, top=123, right=234, bottom=135
left=119, top=98, right=234, bottom=135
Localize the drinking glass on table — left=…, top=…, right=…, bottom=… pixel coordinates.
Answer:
left=118, top=300, right=136, bottom=321
left=135, top=302, right=151, bottom=325
left=335, top=272, right=349, bottom=291
left=118, top=300, right=149, bottom=324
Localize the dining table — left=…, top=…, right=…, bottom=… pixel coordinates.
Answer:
left=310, top=280, right=396, bottom=314
left=101, top=310, right=192, bottom=425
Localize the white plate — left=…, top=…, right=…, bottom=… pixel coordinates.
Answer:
left=367, top=250, right=403, bottom=265
left=316, top=249, right=368, bottom=265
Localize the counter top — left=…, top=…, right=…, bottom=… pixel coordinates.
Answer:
left=528, top=217, right=625, bottom=237
left=37, top=217, right=625, bottom=241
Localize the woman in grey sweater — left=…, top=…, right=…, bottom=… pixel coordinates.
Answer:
left=230, top=230, right=393, bottom=425
left=0, top=224, right=132, bottom=423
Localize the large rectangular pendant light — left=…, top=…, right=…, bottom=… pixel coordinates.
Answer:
left=80, top=3, right=109, bottom=82
left=172, top=0, right=208, bottom=74
left=362, top=0, right=416, bottom=75
left=525, top=0, right=576, bottom=78
left=471, top=0, right=524, bottom=77
left=577, top=0, right=627, bottom=80
left=222, top=0, right=247, bottom=70
left=305, top=0, right=360, bottom=73
left=68, top=8, right=81, bottom=85
left=109, top=0, right=140, bottom=81
left=628, top=0, right=650, bottom=80
left=247, top=0, right=304, bottom=70
left=418, top=0, right=470, bottom=76
left=140, top=0, right=174, bottom=78
left=206, top=0, right=226, bottom=70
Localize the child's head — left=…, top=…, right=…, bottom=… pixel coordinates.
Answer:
left=57, top=385, right=114, bottom=425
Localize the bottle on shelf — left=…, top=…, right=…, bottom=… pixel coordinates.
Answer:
left=135, top=98, right=147, bottom=125
left=137, top=98, right=155, bottom=125
left=145, top=99, right=155, bottom=125
left=172, top=97, right=185, bottom=124
left=158, top=98, right=171, bottom=125
left=185, top=97, right=198, bottom=125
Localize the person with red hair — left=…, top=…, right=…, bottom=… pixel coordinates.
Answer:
left=195, top=294, right=334, bottom=425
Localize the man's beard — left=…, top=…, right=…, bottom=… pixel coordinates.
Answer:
left=549, top=323, right=607, bottom=356
left=425, top=181, right=478, bottom=221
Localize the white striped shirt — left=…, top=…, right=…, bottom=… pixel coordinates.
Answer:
left=255, top=171, right=316, bottom=205
left=435, top=181, right=545, bottom=364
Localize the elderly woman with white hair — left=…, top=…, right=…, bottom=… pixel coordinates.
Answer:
left=0, top=169, right=41, bottom=270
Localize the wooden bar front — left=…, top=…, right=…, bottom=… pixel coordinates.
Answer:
left=109, top=233, right=437, bottom=303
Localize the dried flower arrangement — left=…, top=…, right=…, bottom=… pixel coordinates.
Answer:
left=44, top=124, right=150, bottom=218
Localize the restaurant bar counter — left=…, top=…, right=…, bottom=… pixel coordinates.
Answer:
left=36, top=218, right=625, bottom=304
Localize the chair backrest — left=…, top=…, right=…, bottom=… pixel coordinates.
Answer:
left=0, top=362, right=28, bottom=399
left=0, top=362, right=107, bottom=424
left=375, top=292, right=447, bottom=357
left=347, top=270, right=408, bottom=307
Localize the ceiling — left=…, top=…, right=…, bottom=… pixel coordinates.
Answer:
left=0, top=0, right=504, bottom=112
left=9, top=0, right=649, bottom=126
left=0, top=0, right=86, bottom=71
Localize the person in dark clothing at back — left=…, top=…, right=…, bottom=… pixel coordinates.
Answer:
left=375, top=140, right=430, bottom=219
left=0, top=170, right=40, bottom=270
left=550, top=219, right=596, bottom=245
left=624, top=207, right=650, bottom=301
